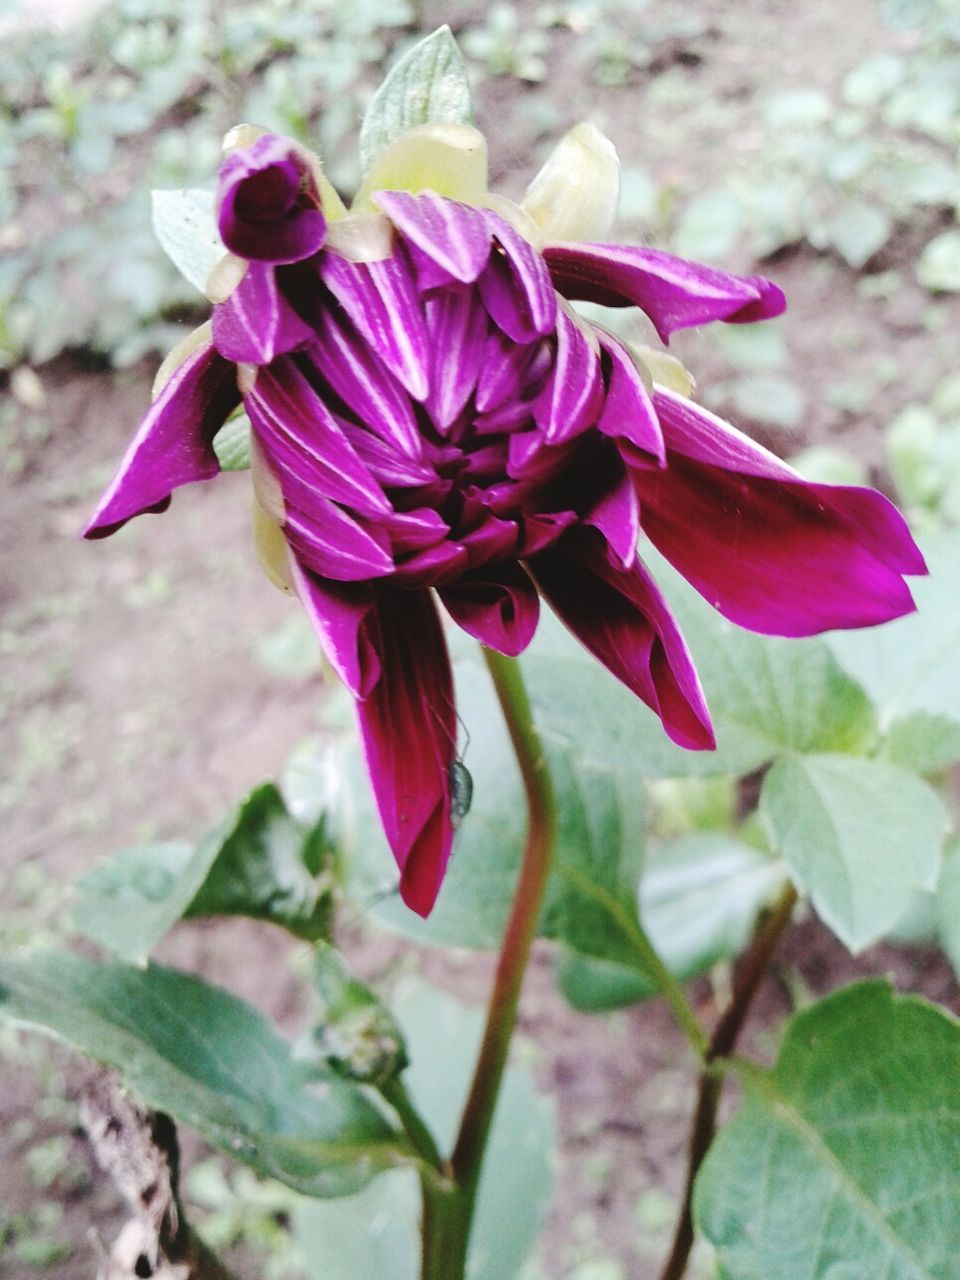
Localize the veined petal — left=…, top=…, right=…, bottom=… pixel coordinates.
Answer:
left=356, top=589, right=456, bottom=916
left=634, top=389, right=926, bottom=636
left=218, top=133, right=327, bottom=264
left=319, top=247, right=431, bottom=401
left=476, top=331, right=549, bottom=414
left=543, top=242, right=785, bottom=343
left=440, top=561, right=539, bottom=656
left=595, top=331, right=665, bottom=464
left=283, top=498, right=394, bottom=582
left=391, top=540, right=469, bottom=588
left=380, top=506, right=450, bottom=555
left=533, top=303, right=604, bottom=444
left=289, top=561, right=380, bottom=697
left=531, top=530, right=714, bottom=749
left=246, top=359, right=390, bottom=517
left=424, top=284, right=488, bottom=431
left=337, top=420, right=437, bottom=488
left=373, top=189, right=493, bottom=287
left=84, top=342, right=239, bottom=538
left=479, top=214, right=557, bottom=343
left=212, top=262, right=314, bottom=364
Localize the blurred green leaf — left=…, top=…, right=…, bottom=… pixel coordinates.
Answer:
left=841, top=53, right=905, bottom=106
left=917, top=231, right=960, bottom=292
left=936, top=838, right=960, bottom=980
left=358, top=26, right=474, bottom=173
left=823, top=201, right=892, bottom=268
left=760, top=753, right=945, bottom=951
left=0, top=951, right=408, bottom=1197
left=73, top=784, right=333, bottom=963
left=695, top=980, right=960, bottom=1280
left=151, top=187, right=222, bottom=295
left=291, top=1170, right=420, bottom=1280
left=763, top=87, right=832, bottom=129
left=878, top=710, right=960, bottom=773
left=726, top=374, right=806, bottom=429
left=673, top=190, right=743, bottom=263
left=788, top=445, right=869, bottom=486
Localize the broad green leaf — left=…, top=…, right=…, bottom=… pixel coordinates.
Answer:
left=828, top=530, right=960, bottom=725
left=72, top=784, right=332, bottom=963
left=0, top=952, right=407, bottom=1197
left=556, top=835, right=785, bottom=1012
left=358, top=27, right=474, bottom=174
left=213, top=412, right=252, bottom=471
left=936, top=838, right=960, bottom=979
left=151, top=187, right=223, bottom=295
left=878, top=710, right=960, bottom=773
left=760, top=754, right=945, bottom=951
left=291, top=1171, right=419, bottom=1280
left=695, top=980, right=960, bottom=1280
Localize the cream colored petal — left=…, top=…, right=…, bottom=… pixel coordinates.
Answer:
left=252, top=495, right=295, bottom=594
left=205, top=252, right=248, bottom=304
left=482, top=193, right=545, bottom=248
left=634, top=345, right=696, bottom=398
left=151, top=321, right=213, bottom=399
left=353, top=123, right=488, bottom=211
left=324, top=211, right=395, bottom=262
left=522, top=122, right=620, bottom=243
left=250, top=426, right=285, bottom=523
left=222, top=123, right=269, bottom=154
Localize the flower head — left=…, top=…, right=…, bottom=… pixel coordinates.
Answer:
left=85, top=124, right=925, bottom=916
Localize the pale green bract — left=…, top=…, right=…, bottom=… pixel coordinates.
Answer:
left=151, top=187, right=223, bottom=295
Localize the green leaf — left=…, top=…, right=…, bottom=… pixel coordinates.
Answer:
left=290, top=1171, right=419, bottom=1280
left=358, top=27, right=474, bottom=173
left=917, top=230, right=960, bottom=293
left=824, top=201, right=892, bottom=268
left=0, top=951, right=407, bottom=1197
left=828, top=531, right=960, bottom=725
left=695, top=980, right=960, bottom=1280
left=673, top=190, right=743, bottom=263
left=213, top=412, right=252, bottom=471
left=727, top=373, right=806, bottom=430
left=72, top=785, right=333, bottom=963
left=760, top=754, right=945, bottom=951
left=878, top=711, right=960, bottom=773
left=936, top=838, right=960, bottom=980
left=151, top=187, right=223, bottom=295
left=556, top=834, right=785, bottom=1012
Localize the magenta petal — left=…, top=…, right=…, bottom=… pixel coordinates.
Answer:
left=440, top=561, right=540, bottom=656
left=533, top=306, right=604, bottom=444
left=212, top=262, right=314, bottom=365
left=478, top=213, right=557, bottom=343
left=356, top=590, right=456, bottom=916
left=543, top=242, right=785, bottom=343
left=290, top=562, right=380, bottom=697
left=635, top=389, right=926, bottom=636
left=424, top=285, right=488, bottom=431
left=374, top=190, right=493, bottom=286
left=283, top=499, right=394, bottom=582
left=595, top=332, right=665, bottom=464
left=84, top=342, right=239, bottom=538
left=518, top=509, right=578, bottom=556
left=583, top=453, right=641, bottom=568
left=391, top=540, right=469, bottom=588
left=530, top=530, right=715, bottom=750
left=218, top=135, right=327, bottom=264
left=319, top=248, right=431, bottom=400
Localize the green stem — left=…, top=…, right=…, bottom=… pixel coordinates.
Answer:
left=420, top=649, right=558, bottom=1280
left=658, top=880, right=799, bottom=1280
left=380, top=1077, right=447, bottom=1177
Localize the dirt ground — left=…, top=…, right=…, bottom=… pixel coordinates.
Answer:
left=3, top=1, right=959, bottom=1277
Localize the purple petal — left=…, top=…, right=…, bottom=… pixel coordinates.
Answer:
left=440, top=561, right=540, bottom=656
left=476, top=331, right=550, bottom=414
left=530, top=530, right=715, bottom=750
left=461, top=514, right=519, bottom=566
left=424, top=285, right=488, bottom=431
left=479, top=214, right=557, bottom=343
left=543, top=242, right=785, bottom=343
left=518, top=509, right=578, bottom=555
left=245, top=359, right=389, bottom=517
left=391, top=540, right=469, bottom=588
left=282, top=499, right=394, bottom=582
left=380, top=507, right=450, bottom=555
left=319, top=248, right=431, bottom=400
left=356, top=589, right=456, bottom=916
left=337, top=420, right=437, bottom=489
left=84, top=342, right=239, bottom=538
left=218, top=135, right=327, bottom=264
left=212, top=262, right=314, bottom=365
left=532, top=306, right=604, bottom=444
left=374, top=190, right=493, bottom=286
left=595, top=332, right=665, bottom=464
left=633, top=389, right=926, bottom=636
left=583, top=452, right=641, bottom=568
left=290, top=563, right=380, bottom=697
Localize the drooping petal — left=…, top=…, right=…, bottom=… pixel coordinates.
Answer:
left=356, top=589, right=456, bottom=916
left=478, top=213, right=557, bottom=343
left=633, top=389, right=926, bottom=636
left=84, top=342, right=239, bottom=538
left=530, top=529, right=715, bottom=750
left=319, top=247, right=431, bottom=400
left=212, top=262, right=314, bottom=365
left=582, top=448, right=641, bottom=568
left=218, top=134, right=327, bottom=264
left=543, top=242, right=785, bottom=343
left=532, top=304, right=604, bottom=444
left=289, top=560, right=380, bottom=697
left=595, top=331, right=665, bottom=464
left=440, top=561, right=540, bottom=656
left=373, top=189, right=493, bottom=288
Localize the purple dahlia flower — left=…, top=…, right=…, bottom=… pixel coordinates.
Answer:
left=85, top=129, right=925, bottom=916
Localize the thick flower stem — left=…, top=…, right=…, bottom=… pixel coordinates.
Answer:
left=420, top=650, right=557, bottom=1280
left=658, top=880, right=799, bottom=1280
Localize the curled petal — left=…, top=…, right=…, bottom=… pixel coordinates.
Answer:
left=374, top=189, right=493, bottom=287
left=212, top=262, right=314, bottom=365
left=595, top=332, right=665, bottom=465
left=84, top=342, right=239, bottom=538
left=290, top=561, right=380, bottom=697
left=635, top=389, right=926, bottom=636
left=424, top=284, right=489, bottom=431
left=479, top=213, right=557, bottom=343
left=582, top=449, right=641, bottom=568
left=533, top=304, right=604, bottom=444
left=440, top=561, right=540, bottom=656
left=218, top=134, right=327, bottom=264
left=522, top=122, right=621, bottom=244
left=543, top=242, right=785, bottom=343
left=356, top=590, right=456, bottom=916
left=530, top=530, right=715, bottom=750
left=283, top=500, right=394, bottom=582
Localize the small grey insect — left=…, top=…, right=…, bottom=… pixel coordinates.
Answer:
left=449, top=757, right=474, bottom=828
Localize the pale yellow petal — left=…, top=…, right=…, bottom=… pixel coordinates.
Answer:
left=522, top=122, right=620, bottom=243
left=635, top=346, right=696, bottom=398
left=353, top=123, right=488, bottom=210
left=151, top=321, right=213, bottom=399
left=324, top=211, right=395, bottom=262
left=252, top=495, right=295, bottom=594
